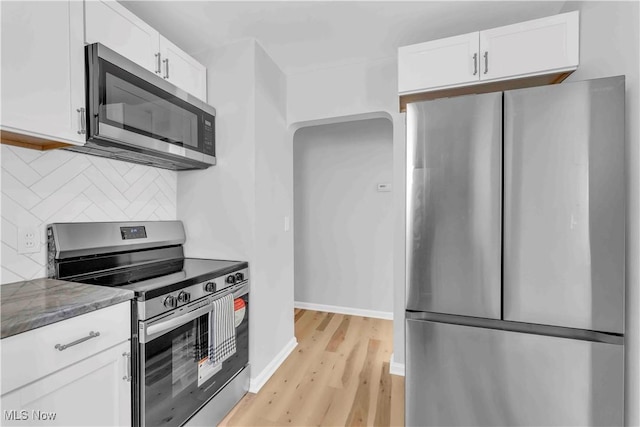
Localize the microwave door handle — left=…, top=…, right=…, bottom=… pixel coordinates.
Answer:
left=143, top=303, right=211, bottom=342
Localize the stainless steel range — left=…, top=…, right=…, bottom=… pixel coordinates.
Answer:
left=47, top=221, right=249, bottom=427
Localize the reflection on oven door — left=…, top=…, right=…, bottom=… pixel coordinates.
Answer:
left=142, top=292, right=249, bottom=427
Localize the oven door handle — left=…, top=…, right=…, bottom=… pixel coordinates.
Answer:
left=143, top=303, right=212, bottom=342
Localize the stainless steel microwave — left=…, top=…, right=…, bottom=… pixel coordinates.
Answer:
left=66, top=43, right=215, bottom=170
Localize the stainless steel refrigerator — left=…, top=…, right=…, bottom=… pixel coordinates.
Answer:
left=405, top=76, right=625, bottom=426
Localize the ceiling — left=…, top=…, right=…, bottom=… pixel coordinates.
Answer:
left=121, top=1, right=568, bottom=75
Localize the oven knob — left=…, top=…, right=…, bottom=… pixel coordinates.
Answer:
left=177, top=291, right=190, bottom=303
left=235, top=272, right=244, bottom=281
left=226, top=275, right=236, bottom=285
left=163, top=295, right=176, bottom=308
left=204, top=282, right=216, bottom=293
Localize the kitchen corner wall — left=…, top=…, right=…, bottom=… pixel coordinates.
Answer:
left=180, top=39, right=293, bottom=390
left=0, top=145, right=177, bottom=283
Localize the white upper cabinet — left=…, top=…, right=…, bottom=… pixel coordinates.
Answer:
left=0, top=1, right=86, bottom=146
left=479, top=12, right=579, bottom=81
left=398, top=32, right=480, bottom=94
left=160, top=36, right=207, bottom=101
left=398, top=11, right=579, bottom=95
left=84, top=0, right=207, bottom=101
left=85, top=0, right=160, bottom=73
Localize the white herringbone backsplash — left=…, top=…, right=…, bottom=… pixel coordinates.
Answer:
left=1, top=145, right=178, bottom=283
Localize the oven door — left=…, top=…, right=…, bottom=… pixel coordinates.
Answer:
left=138, top=285, right=249, bottom=427
left=85, top=43, right=215, bottom=167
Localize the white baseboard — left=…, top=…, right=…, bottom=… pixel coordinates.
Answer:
left=294, top=301, right=393, bottom=320
left=249, top=337, right=298, bottom=393
left=389, top=352, right=405, bottom=377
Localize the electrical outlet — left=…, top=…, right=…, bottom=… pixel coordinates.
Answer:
left=18, top=227, right=39, bottom=254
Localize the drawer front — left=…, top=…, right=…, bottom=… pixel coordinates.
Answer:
left=1, top=302, right=131, bottom=395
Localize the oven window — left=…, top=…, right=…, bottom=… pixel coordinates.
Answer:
left=142, top=295, right=249, bottom=427
left=144, top=315, right=211, bottom=426
left=98, top=60, right=201, bottom=149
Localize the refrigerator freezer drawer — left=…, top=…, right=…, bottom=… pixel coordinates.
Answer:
left=406, top=318, right=624, bottom=427
left=406, top=92, right=502, bottom=319
left=503, top=76, right=625, bottom=333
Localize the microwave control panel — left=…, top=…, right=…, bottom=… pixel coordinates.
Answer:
left=203, top=115, right=215, bottom=155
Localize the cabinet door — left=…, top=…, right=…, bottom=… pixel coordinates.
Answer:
left=85, top=0, right=160, bottom=74
left=1, top=341, right=132, bottom=426
left=398, top=32, right=480, bottom=94
left=160, top=36, right=207, bottom=101
left=479, top=11, right=579, bottom=81
left=0, top=1, right=85, bottom=145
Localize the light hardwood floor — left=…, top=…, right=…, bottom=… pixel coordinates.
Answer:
left=219, top=309, right=404, bottom=426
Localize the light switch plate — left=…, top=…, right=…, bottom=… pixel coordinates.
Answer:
left=377, top=183, right=392, bottom=192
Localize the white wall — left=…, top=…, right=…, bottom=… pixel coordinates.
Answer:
left=287, top=58, right=406, bottom=368
left=287, top=58, right=398, bottom=125
left=180, top=39, right=294, bottom=390
left=560, top=2, right=640, bottom=425
left=0, top=145, right=177, bottom=282
left=253, top=42, right=296, bottom=384
left=179, top=39, right=256, bottom=262
left=293, top=118, right=394, bottom=314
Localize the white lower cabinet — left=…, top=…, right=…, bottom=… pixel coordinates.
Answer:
left=1, top=341, right=131, bottom=426
left=1, top=302, right=132, bottom=426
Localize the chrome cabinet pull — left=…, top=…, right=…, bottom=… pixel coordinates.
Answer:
left=473, top=53, right=478, bottom=75
left=76, top=108, right=86, bottom=135
left=122, top=352, right=132, bottom=382
left=163, top=58, right=170, bottom=79
left=54, top=331, right=99, bottom=351
left=155, top=53, right=162, bottom=74
left=484, top=51, right=489, bottom=74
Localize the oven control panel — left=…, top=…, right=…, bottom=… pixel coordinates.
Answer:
left=138, top=267, right=250, bottom=320
left=204, top=269, right=249, bottom=295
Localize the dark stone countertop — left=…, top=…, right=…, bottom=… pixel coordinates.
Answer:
left=1, top=278, right=134, bottom=339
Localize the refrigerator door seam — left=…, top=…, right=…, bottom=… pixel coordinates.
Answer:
left=406, top=310, right=623, bottom=345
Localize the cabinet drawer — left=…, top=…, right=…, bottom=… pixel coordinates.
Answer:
left=1, top=302, right=130, bottom=395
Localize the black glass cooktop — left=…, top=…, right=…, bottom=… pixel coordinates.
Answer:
left=65, top=258, right=247, bottom=300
